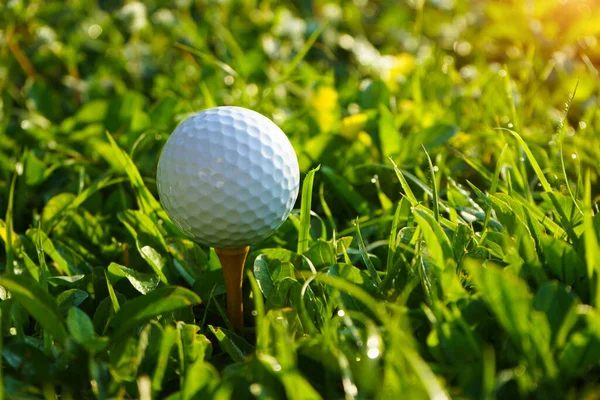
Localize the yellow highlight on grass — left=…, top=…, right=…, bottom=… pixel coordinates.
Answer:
left=340, top=113, right=369, bottom=139
left=310, top=86, right=339, bottom=132
left=382, top=53, right=415, bottom=91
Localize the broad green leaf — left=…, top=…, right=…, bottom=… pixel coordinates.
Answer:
left=118, top=210, right=170, bottom=283
left=467, top=260, right=532, bottom=341
left=93, top=294, right=125, bottom=335
left=467, top=259, right=556, bottom=376
left=304, top=239, right=336, bottom=269
left=256, top=352, right=323, bottom=400
left=539, top=236, right=585, bottom=286
left=533, top=282, right=578, bottom=345
left=111, top=286, right=201, bottom=339
left=208, top=325, right=246, bottom=363
left=0, top=275, right=67, bottom=343
left=41, top=193, right=76, bottom=229
left=418, top=124, right=459, bottom=150
left=107, top=262, right=160, bottom=294
left=178, top=324, right=212, bottom=368
left=66, top=307, right=108, bottom=351
left=413, top=212, right=444, bottom=271
left=413, top=207, right=454, bottom=262
left=24, top=151, right=45, bottom=186
left=558, top=330, right=600, bottom=377
left=182, top=362, right=219, bottom=399
left=26, top=228, right=72, bottom=275
left=328, top=264, right=377, bottom=294
left=254, top=255, right=275, bottom=298
left=57, top=289, right=89, bottom=315
left=152, top=325, right=177, bottom=392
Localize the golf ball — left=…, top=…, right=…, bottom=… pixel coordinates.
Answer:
left=156, top=106, right=300, bottom=248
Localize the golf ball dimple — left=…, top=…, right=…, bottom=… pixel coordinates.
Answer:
left=157, top=106, right=300, bottom=248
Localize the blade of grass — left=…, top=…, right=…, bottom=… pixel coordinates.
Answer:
left=317, top=274, right=448, bottom=400
left=0, top=275, right=68, bottom=344
left=389, top=156, right=417, bottom=206
left=104, top=269, right=121, bottom=313
left=173, top=42, right=237, bottom=76
left=386, top=200, right=404, bottom=275
left=298, top=166, right=320, bottom=254
left=247, top=270, right=267, bottom=351
left=582, top=171, right=600, bottom=305
left=276, top=24, right=325, bottom=85
left=355, top=218, right=382, bottom=286
left=319, top=182, right=336, bottom=234
left=0, top=307, right=3, bottom=400
left=421, top=145, right=439, bottom=221
left=480, top=144, right=507, bottom=237
left=200, top=82, right=217, bottom=108
left=152, top=325, right=177, bottom=393
left=502, top=67, right=531, bottom=201
left=498, top=128, right=553, bottom=193
left=4, top=172, right=16, bottom=275
left=557, top=80, right=583, bottom=217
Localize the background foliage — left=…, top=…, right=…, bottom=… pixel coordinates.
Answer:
left=1, top=0, right=600, bottom=398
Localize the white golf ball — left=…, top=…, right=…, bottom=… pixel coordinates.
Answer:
left=156, top=106, right=300, bottom=248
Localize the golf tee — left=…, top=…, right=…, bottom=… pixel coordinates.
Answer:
left=215, top=246, right=250, bottom=329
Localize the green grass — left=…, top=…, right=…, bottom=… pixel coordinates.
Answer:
left=1, top=0, right=600, bottom=399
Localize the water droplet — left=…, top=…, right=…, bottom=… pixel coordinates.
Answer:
left=579, top=121, right=587, bottom=129
left=507, top=123, right=513, bottom=128
left=87, top=24, right=102, bottom=39
left=355, top=357, right=361, bottom=362
left=348, top=384, right=358, bottom=396
left=246, top=84, right=258, bottom=96
left=15, top=162, right=23, bottom=176
left=519, top=157, right=525, bottom=162
left=224, top=75, right=234, bottom=86
left=273, top=363, right=282, bottom=372
left=571, top=153, right=577, bottom=159
left=367, top=348, right=380, bottom=359
left=251, top=310, right=258, bottom=316
left=249, top=383, right=262, bottom=396
left=337, top=310, right=345, bottom=317
left=433, top=166, right=439, bottom=172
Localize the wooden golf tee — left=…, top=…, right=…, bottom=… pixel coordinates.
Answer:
left=215, top=246, right=250, bottom=329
